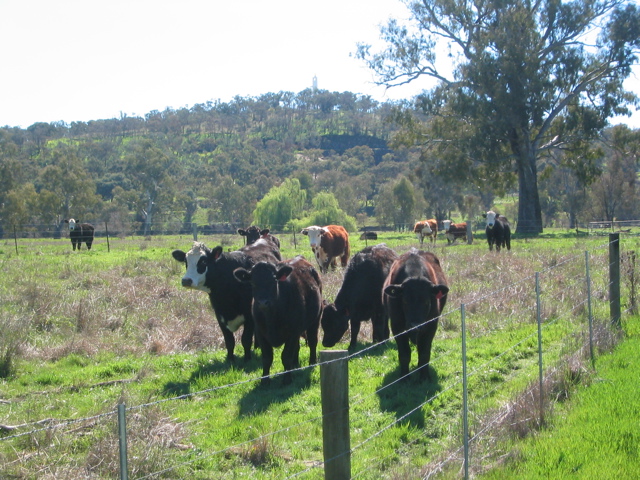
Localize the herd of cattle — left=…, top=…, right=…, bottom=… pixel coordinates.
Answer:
left=167, top=212, right=511, bottom=385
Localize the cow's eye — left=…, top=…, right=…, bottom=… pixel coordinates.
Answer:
left=197, top=257, right=207, bottom=274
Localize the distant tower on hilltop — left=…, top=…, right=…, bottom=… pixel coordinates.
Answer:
left=312, top=75, right=318, bottom=91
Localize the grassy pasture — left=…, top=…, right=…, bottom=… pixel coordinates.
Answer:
left=0, top=230, right=637, bottom=479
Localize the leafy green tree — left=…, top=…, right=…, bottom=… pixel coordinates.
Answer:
left=123, top=139, right=176, bottom=235
left=208, top=176, right=257, bottom=226
left=294, top=192, right=357, bottom=231
left=358, top=0, right=640, bottom=234
left=37, top=144, right=100, bottom=222
left=393, top=176, right=416, bottom=227
left=252, top=178, right=307, bottom=229
left=2, top=183, right=39, bottom=228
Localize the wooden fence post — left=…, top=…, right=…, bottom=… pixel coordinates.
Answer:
left=609, top=233, right=621, bottom=327
left=320, top=350, right=350, bottom=480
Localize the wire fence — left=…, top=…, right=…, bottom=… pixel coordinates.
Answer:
left=0, top=234, right=630, bottom=479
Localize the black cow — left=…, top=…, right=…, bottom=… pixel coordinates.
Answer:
left=64, top=219, right=95, bottom=250
left=171, top=238, right=281, bottom=362
left=483, top=211, right=511, bottom=252
left=238, top=225, right=281, bottom=250
left=359, top=231, right=378, bottom=241
left=322, top=244, right=398, bottom=349
left=384, top=248, right=449, bottom=381
left=234, top=256, right=323, bottom=385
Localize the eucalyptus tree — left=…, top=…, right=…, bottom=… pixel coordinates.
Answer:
left=358, top=0, right=640, bottom=234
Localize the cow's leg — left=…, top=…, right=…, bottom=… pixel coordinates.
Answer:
left=86, top=239, right=93, bottom=250
left=281, top=339, right=300, bottom=385
left=349, top=319, right=361, bottom=349
left=416, top=326, right=438, bottom=381
left=396, top=332, right=412, bottom=379
left=240, top=320, right=254, bottom=362
left=261, top=344, right=274, bottom=385
left=218, top=321, right=237, bottom=363
left=306, top=322, right=319, bottom=365
left=371, top=311, right=389, bottom=343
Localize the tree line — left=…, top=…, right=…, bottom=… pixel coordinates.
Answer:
left=0, top=87, right=639, bottom=239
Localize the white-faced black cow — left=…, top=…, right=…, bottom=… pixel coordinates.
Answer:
left=483, top=211, right=511, bottom=252
left=234, top=256, right=323, bottom=385
left=301, top=225, right=350, bottom=273
left=322, top=244, right=398, bottom=349
left=171, top=238, right=281, bottom=363
left=384, top=248, right=449, bottom=381
left=64, top=219, right=95, bottom=251
left=237, top=225, right=281, bottom=251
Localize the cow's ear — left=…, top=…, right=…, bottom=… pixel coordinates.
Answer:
left=276, top=265, right=294, bottom=281
left=64, top=219, right=69, bottom=224
left=233, top=268, right=251, bottom=283
left=237, top=229, right=247, bottom=236
left=301, top=229, right=308, bottom=236
left=260, top=229, right=270, bottom=235
left=320, top=228, right=327, bottom=235
left=384, top=284, right=403, bottom=298
left=482, top=213, right=487, bottom=218
left=434, top=285, right=449, bottom=300
left=172, top=250, right=186, bottom=262
left=211, top=246, right=224, bottom=260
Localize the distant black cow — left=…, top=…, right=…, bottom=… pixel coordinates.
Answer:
left=171, top=238, right=281, bottom=363
left=234, top=256, right=323, bottom=385
left=64, top=219, right=95, bottom=250
left=322, top=244, right=398, bottom=349
left=238, top=225, right=281, bottom=251
left=359, top=231, right=378, bottom=241
left=483, top=211, right=511, bottom=252
left=384, top=248, right=449, bottom=381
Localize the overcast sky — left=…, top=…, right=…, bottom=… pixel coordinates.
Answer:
left=1, top=0, right=638, bottom=129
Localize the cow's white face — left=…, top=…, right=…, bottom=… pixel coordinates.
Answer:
left=485, top=211, right=497, bottom=228
left=68, top=218, right=77, bottom=231
left=302, top=226, right=325, bottom=248
left=442, top=220, right=452, bottom=232
left=182, top=243, right=211, bottom=293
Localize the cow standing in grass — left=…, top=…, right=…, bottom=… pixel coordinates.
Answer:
left=413, top=219, right=438, bottom=245
left=234, top=256, right=323, bottom=385
left=384, top=248, right=449, bottom=381
left=65, top=219, right=95, bottom=251
left=483, top=211, right=511, bottom=252
left=441, top=220, right=469, bottom=245
left=322, top=244, right=397, bottom=349
left=237, top=225, right=281, bottom=250
left=301, top=225, right=350, bottom=273
left=171, top=238, right=281, bottom=363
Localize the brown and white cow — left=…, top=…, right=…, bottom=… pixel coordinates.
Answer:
left=300, top=225, right=350, bottom=273
left=413, top=219, right=438, bottom=245
left=441, top=220, right=469, bottom=245
left=384, top=248, right=449, bottom=381
left=64, top=219, right=95, bottom=251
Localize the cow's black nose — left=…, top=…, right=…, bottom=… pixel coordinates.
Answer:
left=182, top=278, right=193, bottom=287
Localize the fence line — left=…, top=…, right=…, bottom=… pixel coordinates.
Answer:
left=0, top=235, right=630, bottom=479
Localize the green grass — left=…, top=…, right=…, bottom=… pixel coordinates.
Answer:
left=479, top=314, right=640, bottom=480
left=0, top=231, right=637, bottom=479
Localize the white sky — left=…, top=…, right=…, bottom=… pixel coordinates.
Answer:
left=1, top=0, right=638, bottom=129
